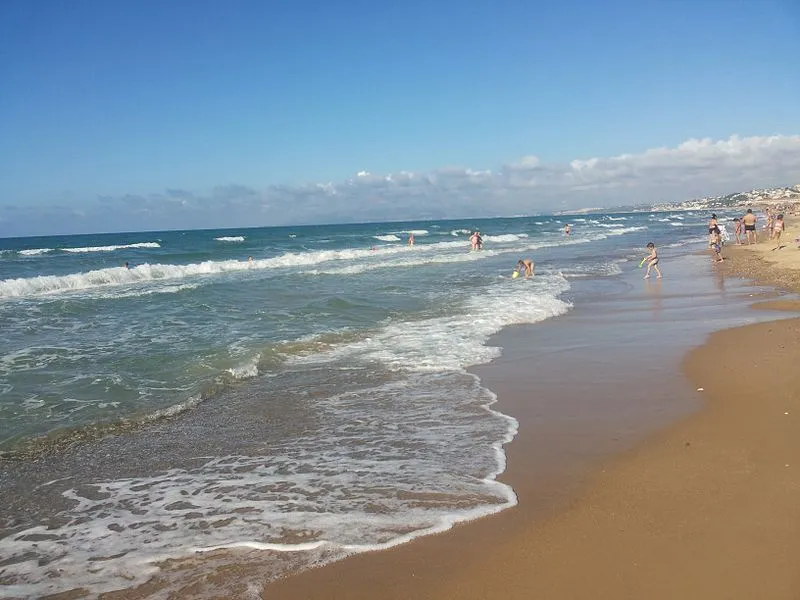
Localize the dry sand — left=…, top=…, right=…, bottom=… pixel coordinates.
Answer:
left=720, top=218, right=800, bottom=291
left=261, top=238, right=800, bottom=599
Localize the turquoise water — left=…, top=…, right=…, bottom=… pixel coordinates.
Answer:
left=0, top=211, right=716, bottom=598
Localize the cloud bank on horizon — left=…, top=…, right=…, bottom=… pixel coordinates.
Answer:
left=3, top=134, right=799, bottom=236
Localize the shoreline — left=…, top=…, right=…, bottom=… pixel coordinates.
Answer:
left=79, top=233, right=800, bottom=599
left=256, top=241, right=800, bottom=598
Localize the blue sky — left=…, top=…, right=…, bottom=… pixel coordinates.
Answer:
left=1, top=0, right=799, bottom=236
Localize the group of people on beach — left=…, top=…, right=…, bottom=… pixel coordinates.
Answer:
left=764, top=208, right=786, bottom=249
left=730, top=208, right=786, bottom=250
left=730, top=209, right=759, bottom=246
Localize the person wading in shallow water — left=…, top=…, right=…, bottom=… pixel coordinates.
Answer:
left=470, top=231, right=483, bottom=250
left=515, top=259, right=535, bottom=278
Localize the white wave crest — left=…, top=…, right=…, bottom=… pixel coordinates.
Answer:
left=214, top=236, right=246, bottom=242
left=292, top=273, right=571, bottom=372
left=226, top=357, right=260, bottom=380
left=374, top=235, right=402, bottom=242
left=482, top=233, right=528, bottom=242
left=19, top=248, right=53, bottom=256
left=601, top=226, right=648, bottom=236
left=61, top=242, right=161, bottom=253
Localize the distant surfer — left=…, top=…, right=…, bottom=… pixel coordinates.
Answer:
left=564, top=224, right=571, bottom=236
left=124, top=261, right=130, bottom=269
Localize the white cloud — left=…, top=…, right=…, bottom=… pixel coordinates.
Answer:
left=4, top=134, right=800, bottom=236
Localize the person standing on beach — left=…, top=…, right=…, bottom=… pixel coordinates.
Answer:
left=710, top=230, right=724, bottom=262
left=766, top=208, right=775, bottom=239
left=707, top=213, right=721, bottom=248
left=643, top=243, right=662, bottom=279
left=742, top=209, right=757, bottom=244
left=733, top=218, right=742, bottom=245
left=772, top=214, right=785, bottom=250
left=408, top=233, right=415, bottom=247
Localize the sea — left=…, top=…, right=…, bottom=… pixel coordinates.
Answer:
left=0, top=211, right=724, bottom=598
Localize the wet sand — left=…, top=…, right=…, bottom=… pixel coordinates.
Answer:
left=259, top=251, right=800, bottom=600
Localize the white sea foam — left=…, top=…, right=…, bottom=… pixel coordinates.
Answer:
left=601, top=226, right=647, bottom=236
left=226, top=356, right=260, bottom=380
left=482, top=233, right=528, bottom=242
left=0, top=214, right=676, bottom=597
left=450, top=229, right=472, bottom=236
left=1, top=226, right=649, bottom=300
left=215, top=236, right=246, bottom=242
left=61, top=242, right=161, bottom=253
left=90, top=283, right=200, bottom=299
left=606, top=216, right=628, bottom=221
left=561, top=262, right=624, bottom=278
left=292, top=272, right=571, bottom=372
left=19, top=248, right=53, bottom=256
left=373, top=234, right=402, bottom=242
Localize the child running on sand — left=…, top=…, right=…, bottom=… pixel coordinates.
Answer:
left=643, top=243, right=662, bottom=279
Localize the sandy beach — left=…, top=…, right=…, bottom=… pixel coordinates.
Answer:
left=257, top=232, right=800, bottom=599
left=719, top=217, right=800, bottom=291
